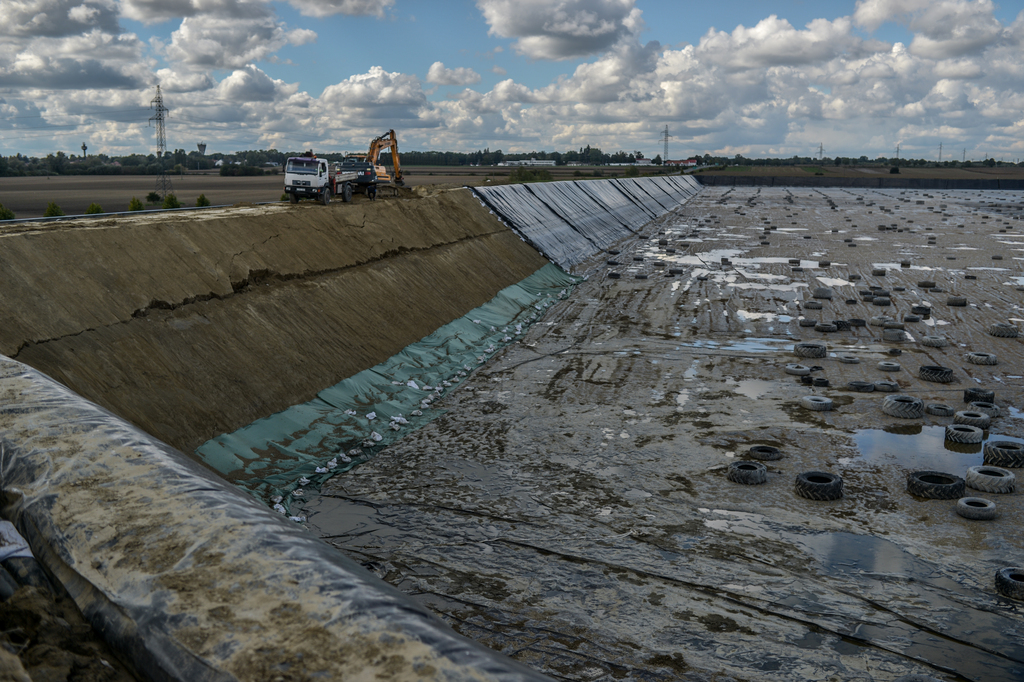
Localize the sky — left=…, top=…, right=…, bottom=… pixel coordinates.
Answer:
left=2, top=0, right=1024, bottom=160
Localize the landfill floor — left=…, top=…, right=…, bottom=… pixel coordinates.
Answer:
left=306, top=186, right=1024, bottom=681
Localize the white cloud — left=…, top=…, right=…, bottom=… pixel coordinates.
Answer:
left=854, top=0, right=1004, bottom=58
left=165, top=15, right=315, bottom=69
left=285, top=0, right=393, bottom=18
left=477, top=0, right=643, bottom=60
left=1, top=0, right=120, bottom=36
left=426, top=62, right=481, bottom=86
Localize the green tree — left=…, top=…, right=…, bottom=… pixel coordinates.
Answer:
left=43, top=201, right=65, bottom=217
left=195, top=193, right=211, bottom=207
left=146, top=191, right=161, bottom=203
left=624, top=165, right=640, bottom=177
left=0, top=203, right=14, bottom=220
left=129, top=197, right=144, bottom=211
left=162, top=193, right=181, bottom=209
left=85, top=203, right=103, bottom=214
left=652, top=154, right=662, bottom=166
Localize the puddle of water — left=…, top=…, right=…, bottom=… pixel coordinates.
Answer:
left=730, top=379, right=773, bottom=399
left=736, top=310, right=777, bottom=322
left=1004, top=276, right=1024, bottom=286
left=847, top=426, right=1024, bottom=471
left=967, top=267, right=1010, bottom=271
left=677, top=338, right=794, bottom=353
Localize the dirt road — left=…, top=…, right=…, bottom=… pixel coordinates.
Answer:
left=305, top=186, right=1024, bottom=680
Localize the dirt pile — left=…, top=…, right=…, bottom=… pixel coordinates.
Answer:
left=0, top=188, right=546, bottom=454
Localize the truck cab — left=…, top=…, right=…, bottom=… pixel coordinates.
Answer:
left=284, top=156, right=331, bottom=203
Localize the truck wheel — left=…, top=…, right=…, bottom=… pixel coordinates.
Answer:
left=289, top=193, right=298, bottom=204
left=342, top=182, right=352, bottom=203
left=322, top=188, right=331, bottom=205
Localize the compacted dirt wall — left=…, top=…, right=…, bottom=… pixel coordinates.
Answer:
left=0, top=189, right=547, bottom=454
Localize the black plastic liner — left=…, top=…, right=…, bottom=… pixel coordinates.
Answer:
left=0, top=356, right=550, bottom=682
left=476, top=176, right=702, bottom=270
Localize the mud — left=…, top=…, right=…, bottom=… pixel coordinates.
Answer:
left=0, top=188, right=546, bottom=453
left=308, top=186, right=1024, bottom=681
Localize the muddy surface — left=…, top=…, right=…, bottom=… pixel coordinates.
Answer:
left=308, top=187, right=1024, bottom=681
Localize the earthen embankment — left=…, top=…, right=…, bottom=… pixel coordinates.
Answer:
left=0, top=189, right=546, bottom=453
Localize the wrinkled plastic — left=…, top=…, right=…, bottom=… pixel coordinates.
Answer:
left=476, top=175, right=702, bottom=270
left=0, top=356, right=551, bottom=682
left=196, top=263, right=579, bottom=507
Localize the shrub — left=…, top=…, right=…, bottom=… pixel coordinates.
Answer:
left=0, top=203, right=14, bottom=220
left=146, top=191, right=161, bottom=203
left=280, top=193, right=288, bottom=201
left=128, top=197, right=144, bottom=211
left=162, top=193, right=181, bottom=209
left=195, top=193, right=211, bottom=207
left=624, top=165, right=640, bottom=177
left=85, top=203, right=104, bottom=214
left=509, top=167, right=553, bottom=183
left=890, top=166, right=900, bottom=174
left=43, top=201, right=65, bottom=217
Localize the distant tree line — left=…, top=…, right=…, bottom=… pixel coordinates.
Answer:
left=398, top=146, right=661, bottom=166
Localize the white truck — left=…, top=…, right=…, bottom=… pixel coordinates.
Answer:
left=284, top=154, right=357, bottom=205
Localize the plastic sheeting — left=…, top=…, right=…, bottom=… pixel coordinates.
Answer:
left=475, top=175, right=702, bottom=270
left=0, top=356, right=551, bottom=682
left=196, top=263, right=579, bottom=508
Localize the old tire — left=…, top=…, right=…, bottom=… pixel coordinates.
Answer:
left=925, top=403, right=955, bottom=416
left=988, top=323, right=1019, bottom=338
left=911, top=305, right=931, bottom=315
left=945, top=424, right=984, bottom=444
left=918, top=365, right=954, bottom=383
left=995, top=568, right=1024, bottom=601
left=954, top=410, right=990, bottom=428
left=799, top=318, right=818, bottom=327
left=795, top=471, right=843, bottom=500
left=956, top=498, right=997, bottom=521
left=965, top=352, right=997, bottom=365
left=967, top=401, right=999, bottom=418
left=874, top=380, right=899, bottom=392
left=748, top=446, right=783, bottom=461
left=785, top=364, right=811, bottom=376
left=872, top=297, right=892, bottom=307
left=964, top=388, right=994, bottom=404
left=849, top=318, right=866, bottom=327
left=794, top=342, right=827, bottom=358
left=984, top=441, right=1024, bottom=468
left=848, top=381, right=875, bottom=392
left=920, top=336, right=948, bottom=348
left=877, top=361, right=901, bottom=372
left=881, top=395, right=924, bottom=419
left=917, top=281, right=936, bottom=289
left=833, top=320, right=851, bottom=331
left=906, top=470, right=965, bottom=499
left=801, top=396, right=833, bottom=411
left=804, top=301, right=824, bottom=310
left=964, top=466, right=1016, bottom=494
left=815, top=322, right=837, bottom=333
left=727, top=461, right=769, bottom=485
left=947, top=296, right=967, bottom=306
left=837, top=354, right=859, bottom=364
left=812, top=287, right=833, bottom=299
left=882, top=329, right=906, bottom=342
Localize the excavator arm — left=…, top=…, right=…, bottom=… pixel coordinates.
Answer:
left=366, top=129, right=403, bottom=185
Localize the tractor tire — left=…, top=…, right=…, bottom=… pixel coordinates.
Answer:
left=946, top=296, right=967, bottom=306
left=954, top=410, right=991, bottom=428
left=995, top=568, right=1024, bottom=601
left=847, top=381, right=875, bottom=392
left=925, top=403, right=955, bottom=417
left=917, top=281, right=936, bottom=289
left=881, top=395, right=924, bottom=419
left=849, top=318, right=866, bottom=327
left=877, top=361, right=901, bottom=372
left=956, top=497, right=997, bottom=521
left=920, top=335, right=948, bottom=347
left=727, top=461, right=769, bottom=485
left=965, top=466, right=1016, bottom=494
left=801, top=396, right=833, bottom=411
left=984, top=441, right=1024, bottom=468
left=833, top=320, right=851, bottom=331
left=883, top=321, right=905, bottom=330
left=964, top=352, right=997, bottom=365
left=799, top=318, right=817, bottom=327
left=289, top=192, right=298, bottom=204
left=903, top=314, right=921, bottom=323
left=911, top=305, right=931, bottom=315
left=804, top=301, right=824, bottom=310
left=869, top=316, right=893, bottom=326
left=814, top=322, right=837, bottom=333
left=988, top=323, right=1019, bottom=338
left=794, top=342, right=827, bottom=358
left=882, top=329, right=906, bottom=342
left=748, top=446, right=783, bottom=461
left=785, top=363, right=812, bottom=376
left=918, top=365, right=954, bottom=383
left=945, top=424, right=984, bottom=444
left=906, top=470, right=965, bottom=499
left=795, top=471, right=844, bottom=500
left=872, top=297, right=892, bottom=307
left=964, top=388, right=994, bottom=404
left=968, top=401, right=999, bottom=418
left=874, top=380, right=899, bottom=392
left=812, top=287, right=833, bottom=299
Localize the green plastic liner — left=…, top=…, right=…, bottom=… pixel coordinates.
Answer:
left=196, top=263, right=579, bottom=508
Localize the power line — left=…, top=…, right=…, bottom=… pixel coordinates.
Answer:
left=149, top=85, right=172, bottom=198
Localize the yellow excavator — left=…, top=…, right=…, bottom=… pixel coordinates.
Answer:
left=365, top=129, right=403, bottom=185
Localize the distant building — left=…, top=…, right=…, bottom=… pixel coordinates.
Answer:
left=499, top=158, right=556, bottom=167
left=665, top=159, right=699, bottom=168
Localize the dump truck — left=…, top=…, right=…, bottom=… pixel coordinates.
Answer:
left=284, top=152, right=357, bottom=204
